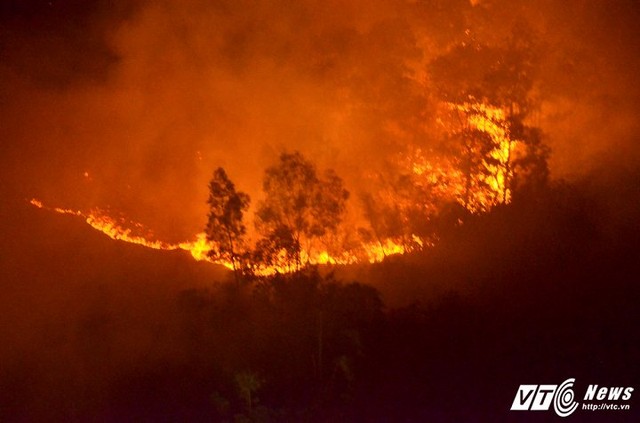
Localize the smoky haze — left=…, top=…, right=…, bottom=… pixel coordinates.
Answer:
left=1, top=2, right=639, bottom=421
left=1, top=0, right=639, bottom=240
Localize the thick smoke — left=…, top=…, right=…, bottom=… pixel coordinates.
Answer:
left=1, top=0, right=639, bottom=240
left=0, top=3, right=638, bottom=419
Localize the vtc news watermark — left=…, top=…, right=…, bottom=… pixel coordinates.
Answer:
left=511, top=378, right=633, bottom=417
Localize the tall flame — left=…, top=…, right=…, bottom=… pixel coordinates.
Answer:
left=461, top=102, right=513, bottom=204
left=409, top=102, right=518, bottom=213
left=27, top=102, right=513, bottom=273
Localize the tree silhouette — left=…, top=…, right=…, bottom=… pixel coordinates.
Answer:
left=205, top=167, right=250, bottom=282
left=255, top=152, right=349, bottom=271
left=235, top=370, right=263, bottom=413
left=429, top=24, right=550, bottom=209
left=360, top=192, right=402, bottom=258
left=510, top=125, right=550, bottom=199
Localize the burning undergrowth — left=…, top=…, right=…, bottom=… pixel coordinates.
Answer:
left=29, top=93, right=548, bottom=276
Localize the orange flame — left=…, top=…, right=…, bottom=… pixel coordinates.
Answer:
left=28, top=199, right=407, bottom=275
left=29, top=198, right=232, bottom=269
left=27, top=103, right=511, bottom=273
left=408, top=102, right=518, bottom=213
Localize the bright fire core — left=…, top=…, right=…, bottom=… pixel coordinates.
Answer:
left=29, top=101, right=517, bottom=274
left=28, top=198, right=407, bottom=274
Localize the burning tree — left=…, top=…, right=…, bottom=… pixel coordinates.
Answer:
left=429, top=25, right=550, bottom=210
left=360, top=172, right=434, bottom=254
left=205, top=167, right=251, bottom=282
left=254, top=151, right=349, bottom=272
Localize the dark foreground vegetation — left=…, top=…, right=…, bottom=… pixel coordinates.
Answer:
left=1, top=172, right=639, bottom=422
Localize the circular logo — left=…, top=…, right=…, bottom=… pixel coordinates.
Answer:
left=554, top=378, right=579, bottom=417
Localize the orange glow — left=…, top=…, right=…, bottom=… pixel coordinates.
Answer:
left=362, top=239, right=406, bottom=262
left=26, top=99, right=520, bottom=275
left=178, top=232, right=212, bottom=262
left=461, top=102, right=514, bottom=205
left=29, top=199, right=409, bottom=275
left=29, top=198, right=232, bottom=270
left=407, top=102, right=519, bottom=213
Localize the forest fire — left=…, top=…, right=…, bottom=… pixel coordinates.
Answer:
left=29, top=198, right=226, bottom=266
left=27, top=100, right=521, bottom=276
left=28, top=197, right=409, bottom=274
left=447, top=101, right=518, bottom=208
left=406, top=101, right=517, bottom=213
left=4, top=0, right=639, bottom=421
